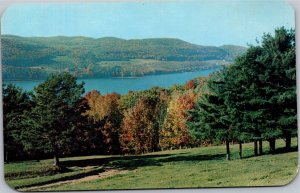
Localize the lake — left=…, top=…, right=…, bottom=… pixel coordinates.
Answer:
left=3, top=68, right=220, bottom=94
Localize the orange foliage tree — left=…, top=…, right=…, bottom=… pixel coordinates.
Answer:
left=160, top=91, right=196, bottom=149
left=120, top=97, right=158, bottom=154
left=85, top=90, right=122, bottom=154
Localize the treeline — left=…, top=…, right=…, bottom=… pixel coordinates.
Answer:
left=3, top=73, right=204, bottom=165
left=3, top=60, right=220, bottom=81
left=3, top=27, right=297, bottom=166
left=189, top=27, right=297, bottom=160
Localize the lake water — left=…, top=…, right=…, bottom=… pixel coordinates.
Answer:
left=4, top=68, right=219, bottom=94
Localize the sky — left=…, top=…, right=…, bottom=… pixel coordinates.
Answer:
left=0, top=0, right=295, bottom=46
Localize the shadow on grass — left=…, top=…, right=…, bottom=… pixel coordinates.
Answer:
left=158, top=153, right=225, bottom=163
left=13, top=145, right=298, bottom=190
left=58, top=145, right=298, bottom=176
left=273, top=146, right=298, bottom=154
left=61, top=154, right=171, bottom=168
left=61, top=152, right=226, bottom=171
left=15, top=167, right=106, bottom=189
left=5, top=165, right=72, bottom=180
left=242, top=146, right=298, bottom=159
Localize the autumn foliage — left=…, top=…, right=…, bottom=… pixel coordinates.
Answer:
left=160, top=91, right=196, bottom=149
left=120, top=97, right=157, bottom=154
left=85, top=90, right=122, bottom=154
left=4, top=28, right=296, bottom=163
left=83, top=83, right=201, bottom=154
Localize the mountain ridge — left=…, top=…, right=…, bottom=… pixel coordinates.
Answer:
left=1, top=35, right=248, bottom=80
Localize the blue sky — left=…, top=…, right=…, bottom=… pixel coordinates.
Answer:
left=1, top=0, right=294, bottom=46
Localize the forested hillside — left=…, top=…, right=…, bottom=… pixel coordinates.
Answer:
left=1, top=35, right=247, bottom=80
left=3, top=27, right=295, bottom=165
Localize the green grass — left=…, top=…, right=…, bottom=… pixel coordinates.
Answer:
left=4, top=138, right=298, bottom=191
left=4, top=156, right=108, bottom=189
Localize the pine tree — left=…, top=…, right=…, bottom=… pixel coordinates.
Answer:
left=259, top=27, right=296, bottom=151
left=230, top=27, right=296, bottom=153
left=29, top=73, right=85, bottom=166
left=188, top=27, right=296, bottom=158
left=189, top=71, right=234, bottom=160
left=2, top=84, right=33, bottom=162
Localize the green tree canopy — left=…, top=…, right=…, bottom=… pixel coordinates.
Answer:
left=2, top=84, right=33, bottom=162
left=28, top=73, right=85, bottom=166
left=188, top=27, right=296, bottom=159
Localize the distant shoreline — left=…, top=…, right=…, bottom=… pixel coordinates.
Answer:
left=3, top=66, right=222, bottom=82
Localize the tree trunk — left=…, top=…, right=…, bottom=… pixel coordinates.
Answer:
left=254, top=140, right=258, bottom=156
left=32, top=151, right=40, bottom=162
left=259, top=139, right=263, bottom=155
left=35, top=152, right=40, bottom=162
left=239, top=142, right=242, bottom=159
left=53, top=153, right=60, bottom=167
left=226, top=140, right=230, bottom=161
left=285, top=132, right=291, bottom=151
left=269, top=138, right=276, bottom=153
left=5, top=151, right=9, bottom=163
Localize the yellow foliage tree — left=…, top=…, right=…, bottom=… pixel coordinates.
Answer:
left=160, top=91, right=196, bottom=149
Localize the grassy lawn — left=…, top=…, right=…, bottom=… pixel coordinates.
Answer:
left=5, top=138, right=298, bottom=191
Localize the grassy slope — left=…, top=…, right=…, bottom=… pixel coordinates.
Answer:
left=4, top=138, right=298, bottom=191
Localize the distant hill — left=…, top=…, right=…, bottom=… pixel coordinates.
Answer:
left=1, top=35, right=247, bottom=80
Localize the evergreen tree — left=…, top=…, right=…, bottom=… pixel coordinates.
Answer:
left=29, top=73, right=85, bottom=166
left=221, top=27, right=296, bottom=154
left=259, top=27, right=296, bottom=151
left=230, top=27, right=296, bottom=153
left=2, top=84, right=33, bottom=162
left=228, top=47, right=272, bottom=155
left=189, top=27, right=296, bottom=158
left=220, top=65, right=251, bottom=158
left=189, top=71, right=234, bottom=160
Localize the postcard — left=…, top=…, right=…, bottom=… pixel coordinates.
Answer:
left=1, top=0, right=297, bottom=191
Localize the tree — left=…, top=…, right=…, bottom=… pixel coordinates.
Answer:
left=188, top=71, right=234, bottom=160
left=223, top=50, right=268, bottom=157
left=29, top=73, right=85, bottom=166
left=118, top=87, right=170, bottom=153
left=120, top=97, right=158, bottom=154
left=259, top=27, right=296, bottom=151
left=160, top=91, right=195, bottom=150
left=85, top=91, right=122, bottom=154
left=2, top=84, right=33, bottom=162
left=185, top=80, right=196, bottom=90
left=81, top=90, right=106, bottom=154
left=215, top=66, right=250, bottom=158
left=189, top=27, right=296, bottom=158
left=224, top=27, right=296, bottom=153
left=118, top=91, right=141, bottom=112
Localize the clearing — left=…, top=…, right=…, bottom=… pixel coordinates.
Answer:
left=5, top=138, right=298, bottom=191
